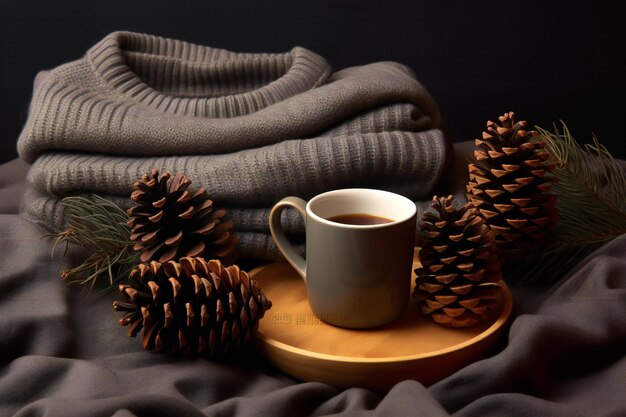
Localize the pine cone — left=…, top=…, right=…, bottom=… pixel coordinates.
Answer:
left=414, top=195, right=502, bottom=328
left=113, top=258, right=272, bottom=356
left=128, top=169, right=238, bottom=264
left=466, top=112, right=558, bottom=248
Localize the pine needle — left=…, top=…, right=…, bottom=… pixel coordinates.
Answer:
left=45, top=195, right=139, bottom=291
left=508, top=122, right=626, bottom=285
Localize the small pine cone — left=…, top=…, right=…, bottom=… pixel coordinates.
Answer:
left=128, top=169, right=238, bottom=264
left=467, top=112, right=558, bottom=248
left=414, top=195, right=502, bottom=328
left=113, top=258, right=272, bottom=356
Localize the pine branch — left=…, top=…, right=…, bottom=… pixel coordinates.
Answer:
left=537, top=122, right=626, bottom=239
left=45, top=195, right=139, bottom=291
left=509, top=122, right=626, bottom=285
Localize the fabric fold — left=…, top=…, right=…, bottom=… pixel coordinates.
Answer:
left=26, top=129, right=445, bottom=203
left=18, top=32, right=441, bottom=162
left=17, top=31, right=448, bottom=260
left=23, top=187, right=447, bottom=260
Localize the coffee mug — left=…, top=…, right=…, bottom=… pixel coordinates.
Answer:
left=269, top=188, right=417, bottom=329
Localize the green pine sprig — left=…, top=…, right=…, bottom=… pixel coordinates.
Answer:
left=46, top=195, right=139, bottom=291
left=507, top=122, right=626, bottom=285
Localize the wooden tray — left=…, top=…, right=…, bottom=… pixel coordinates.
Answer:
left=250, top=249, right=512, bottom=391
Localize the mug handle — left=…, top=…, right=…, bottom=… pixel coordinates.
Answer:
left=269, top=196, right=307, bottom=281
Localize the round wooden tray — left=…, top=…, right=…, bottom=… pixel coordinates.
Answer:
left=250, top=249, right=512, bottom=391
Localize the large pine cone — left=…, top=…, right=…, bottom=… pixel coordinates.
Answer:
left=113, top=258, right=272, bottom=356
left=414, top=195, right=502, bottom=327
left=128, top=169, right=238, bottom=264
left=467, top=112, right=558, bottom=248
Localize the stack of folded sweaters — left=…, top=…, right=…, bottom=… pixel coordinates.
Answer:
left=18, top=31, right=448, bottom=261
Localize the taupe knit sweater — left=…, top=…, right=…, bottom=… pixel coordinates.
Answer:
left=18, top=31, right=448, bottom=260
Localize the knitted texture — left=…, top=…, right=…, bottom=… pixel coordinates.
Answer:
left=18, top=31, right=448, bottom=260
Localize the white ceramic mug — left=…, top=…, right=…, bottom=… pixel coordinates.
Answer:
left=269, top=188, right=417, bottom=329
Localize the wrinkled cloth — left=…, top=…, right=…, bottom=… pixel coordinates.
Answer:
left=16, top=31, right=447, bottom=260
left=1, top=156, right=625, bottom=417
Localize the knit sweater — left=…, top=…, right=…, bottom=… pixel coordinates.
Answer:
left=18, top=31, right=448, bottom=260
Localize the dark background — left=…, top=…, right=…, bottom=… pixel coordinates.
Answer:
left=1, top=0, right=624, bottom=164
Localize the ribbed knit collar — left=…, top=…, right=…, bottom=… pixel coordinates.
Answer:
left=86, top=31, right=332, bottom=117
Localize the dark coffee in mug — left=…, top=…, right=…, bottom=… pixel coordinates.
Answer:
left=270, top=188, right=418, bottom=328
left=326, top=213, right=394, bottom=225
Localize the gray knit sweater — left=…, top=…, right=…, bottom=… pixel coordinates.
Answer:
left=18, top=31, right=448, bottom=260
